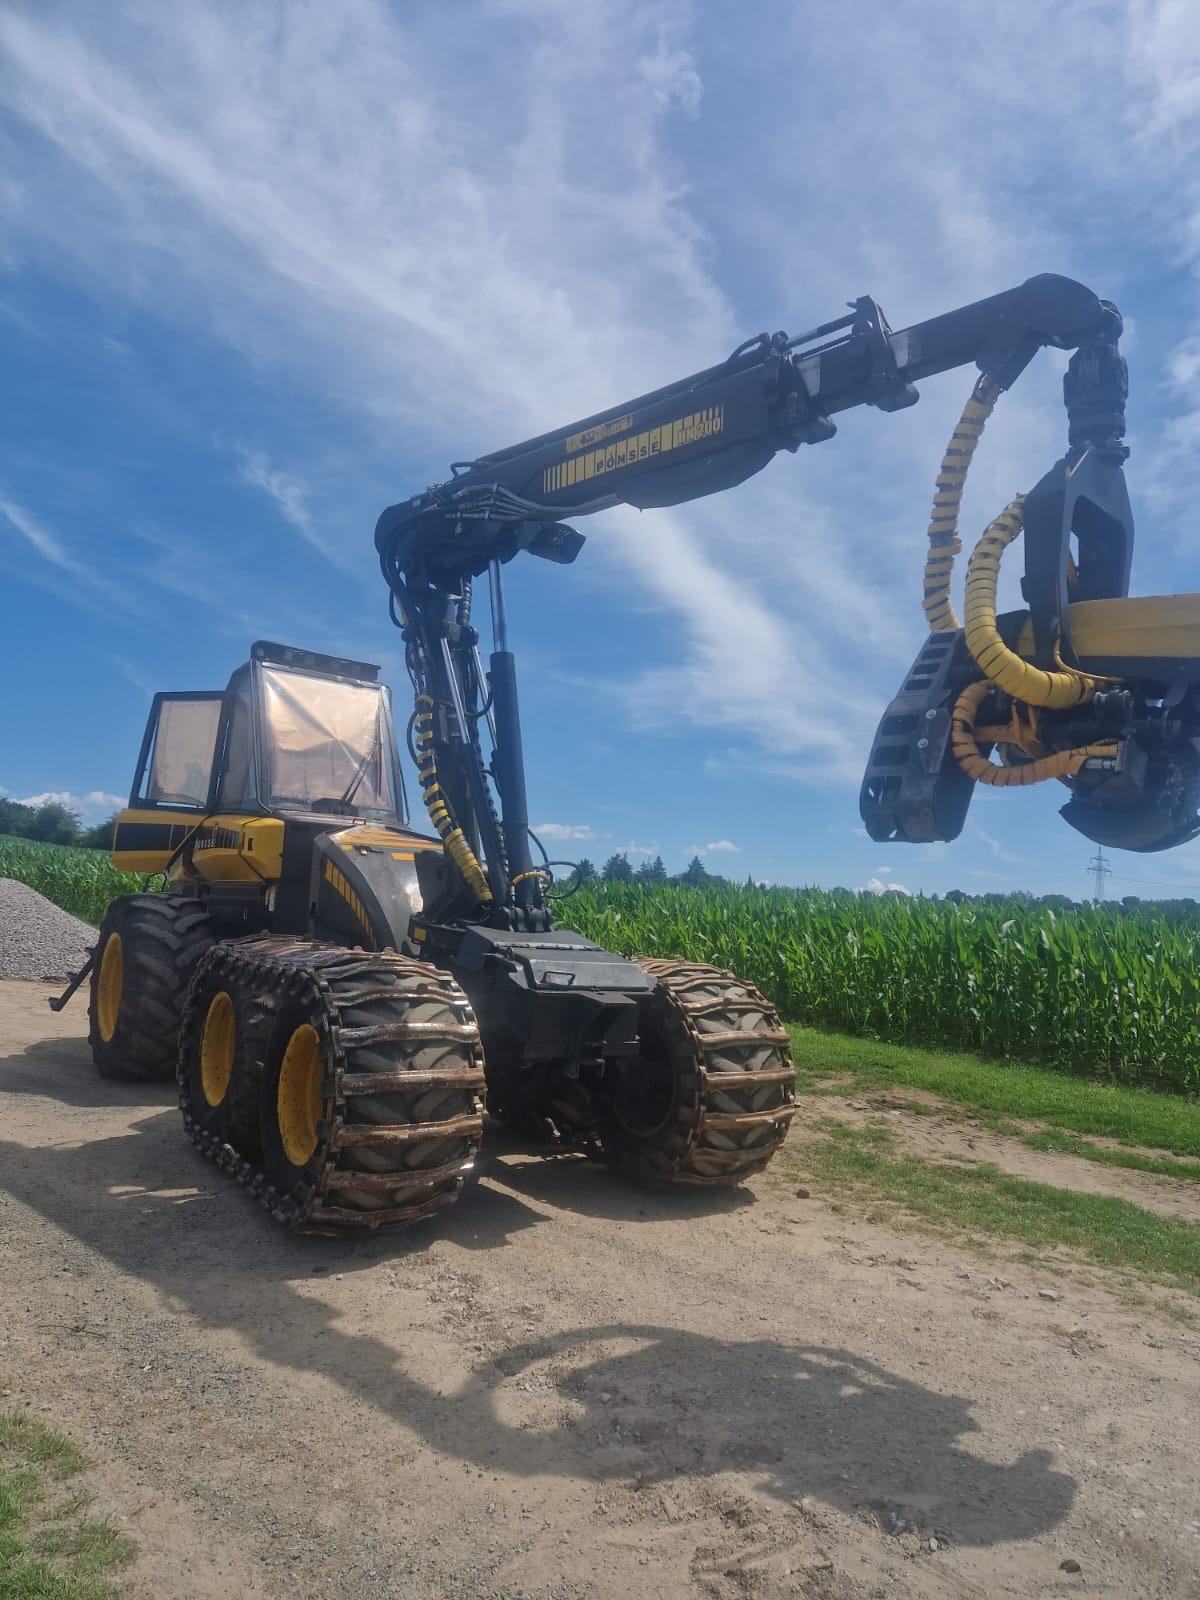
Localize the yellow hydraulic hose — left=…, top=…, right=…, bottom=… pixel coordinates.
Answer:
left=950, top=680, right=1116, bottom=787
left=412, top=696, right=493, bottom=903
left=922, top=377, right=1002, bottom=633
left=962, top=497, right=1103, bottom=709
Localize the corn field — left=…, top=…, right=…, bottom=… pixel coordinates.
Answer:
left=4, top=832, right=1198, bottom=1091
left=563, top=880, right=1200, bottom=1093
left=0, top=835, right=143, bottom=926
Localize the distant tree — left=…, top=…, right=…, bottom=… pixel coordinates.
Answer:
left=602, top=852, right=633, bottom=882
left=0, top=798, right=38, bottom=838
left=79, top=814, right=118, bottom=851
left=574, top=857, right=597, bottom=882
left=29, top=802, right=81, bottom=846
left=681, top=855, right=709, bottom=887
left=637, top=854, right=667, bottom=883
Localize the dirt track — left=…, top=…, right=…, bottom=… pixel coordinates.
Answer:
left=2, top=977, right=1199, bottom=1599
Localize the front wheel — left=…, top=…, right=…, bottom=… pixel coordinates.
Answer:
left=88, top=895, right=214, bottom=1082
left=598, top=960, right=796, bottom=1189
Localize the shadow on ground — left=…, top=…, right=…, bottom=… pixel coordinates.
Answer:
left=0, top=1036, right=1076, bottom=1551
left=1, top=1036, right=180, bottom=1109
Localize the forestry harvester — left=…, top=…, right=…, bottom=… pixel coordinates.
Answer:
left=61, top=273, right=1200, bottom=1230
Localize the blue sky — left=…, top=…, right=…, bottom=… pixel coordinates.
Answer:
left=2, top=0, right=1200, bottom=900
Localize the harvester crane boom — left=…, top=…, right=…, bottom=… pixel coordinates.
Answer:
left=375, top=271, right=1146, bottom=932
left=374, top=273, right=1122, bottom=585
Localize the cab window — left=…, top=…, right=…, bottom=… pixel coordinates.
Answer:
left=257, top=665, right=401, bottom=819
left=137, top=696, right=222, bottom=809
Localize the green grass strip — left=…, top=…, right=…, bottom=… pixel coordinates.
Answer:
left=0, top=1412, right=133, bottom=1600
left=789, top=1025, right=1200, bottom=1159
left=796, top=1126, right=1200, bottom=1296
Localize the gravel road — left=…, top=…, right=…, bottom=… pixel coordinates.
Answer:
left=0, top=879, right=94, bottom=980
left=2, top=977, right=1199, bottom=1600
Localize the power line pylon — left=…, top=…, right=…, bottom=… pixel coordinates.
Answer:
left=1088, top=847, right=1111, bottom=905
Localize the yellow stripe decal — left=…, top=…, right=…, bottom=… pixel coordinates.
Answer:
left=322, top=860, right=377, bottom=948
left=544, top=405, right=724, bottom=495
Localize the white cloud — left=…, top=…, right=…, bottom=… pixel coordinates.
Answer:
left=0, top=494, right=81, bottom=575
left=236, top=448, right=360, bottom=575
left=533, top=822, right=607, bottom=841
left=3, top=788, right=123, bottom=817
left=686, top=839, right=741, bottom=855
left=2, top=0, right=1198, bottom=808
left=859, top=876, right=910, bottom=896
left=0, top=1, right=899, bottom=784
left=0, top=491, right=164, bottom=621
left=969, top=818, right=1027, bottom=866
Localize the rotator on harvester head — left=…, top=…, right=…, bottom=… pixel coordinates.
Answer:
left=66, top=270, right=1199, bottom=1233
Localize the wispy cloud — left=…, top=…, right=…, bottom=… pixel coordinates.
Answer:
left=236, top=448, right=361, bottom=575
left=0, top=492, right=90, bottom=580
left=2, top=0, right=1197, bottom=811
left=0, top=491, right=136, bottom=613
left=686, top=839, right=741, bottom=855
left=533, top=822, right=609, bottom=842
left=969, top=818, right=1028, bottom=866
left=1, top=786, right=122, bottom=816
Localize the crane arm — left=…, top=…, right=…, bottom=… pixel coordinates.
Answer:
left=375, top=273, right=1122, bottom=587
left=373, top=271, right=1153, bottom=931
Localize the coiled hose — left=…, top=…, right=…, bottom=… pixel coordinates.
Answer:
left=413, top=696, right=493, bottom=903
left=962, top=496, right=1099, bottom=710
left=923, top=375, right=1120, bottom=789
left=950, top=680, right=1116, bottom=787
left=922, top=377, right=1001, bottom=634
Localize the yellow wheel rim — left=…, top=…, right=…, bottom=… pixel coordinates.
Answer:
left=199, top=991, right=237, bottom=1108
left=97, top=932, right=124, bottom=1043
left=276, top=1023, right=323, bottom=1168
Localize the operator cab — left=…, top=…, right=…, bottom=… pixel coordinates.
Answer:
left=128, top=640, right=408, bottom=829
left=111, top=642, right=446, bottom=942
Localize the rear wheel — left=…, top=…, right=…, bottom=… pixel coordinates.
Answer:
left=89, top=895, right=214, bottom=1082
left=599, top=960, right=796, bottom=1188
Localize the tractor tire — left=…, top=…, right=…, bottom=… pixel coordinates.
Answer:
left=599, top=959, right=796, bottom=1189
left=89, top=895, right=215, bottom=1083
left=177, top=945, right=272, bottom=1156
left=178, top=937, right=486, bottom=1231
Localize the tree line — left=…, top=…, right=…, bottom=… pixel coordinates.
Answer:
left=576, top=853, right=729, bottom=888
left=0, top=798, right=115, bottom=850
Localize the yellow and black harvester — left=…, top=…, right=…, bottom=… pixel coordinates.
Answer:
left=71, top=272, right=1200, bottom=1231
left=81, top=639, right=795, bottom=1230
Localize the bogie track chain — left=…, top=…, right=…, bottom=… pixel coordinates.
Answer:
left=178, top=937, right=485, bottom=1232
left=623, top=958, right=797, bottom=1188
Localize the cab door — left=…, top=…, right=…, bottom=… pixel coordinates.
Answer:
left=112, top=691, right=223, bottom=872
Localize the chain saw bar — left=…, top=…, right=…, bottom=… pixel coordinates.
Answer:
left=375, top=273, right=1119, bottom=587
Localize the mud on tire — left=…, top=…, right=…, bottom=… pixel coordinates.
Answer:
left=599, top=959, right=796, bottom=1189
left=89, top=895, right=215, bottom=1083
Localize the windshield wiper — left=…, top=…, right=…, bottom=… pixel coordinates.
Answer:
left=338, top=728, right=383, bottom=807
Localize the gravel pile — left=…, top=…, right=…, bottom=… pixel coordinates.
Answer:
left=0, top=878, right=96, bottom=981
